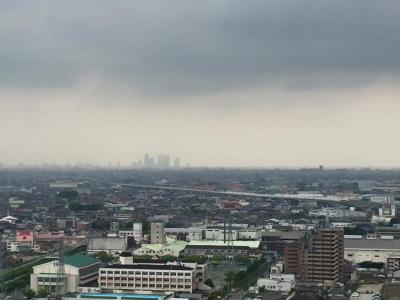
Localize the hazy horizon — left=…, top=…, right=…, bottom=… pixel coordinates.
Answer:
left=2, top=1, right=400, bottom=168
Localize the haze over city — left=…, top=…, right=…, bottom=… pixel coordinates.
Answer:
left=2, top=1, right=400, bottom=167
left=4, top=2, right=400, bottom=300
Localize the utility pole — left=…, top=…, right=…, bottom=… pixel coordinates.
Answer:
left=55, top=239, right=65, bottom=297
left=0, top=238, right=5, bottom=300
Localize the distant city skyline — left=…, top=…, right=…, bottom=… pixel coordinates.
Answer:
left=2, top=1, right=400, bottom=168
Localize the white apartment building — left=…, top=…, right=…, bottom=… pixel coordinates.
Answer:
left=133, top=222, right=143, bottom=243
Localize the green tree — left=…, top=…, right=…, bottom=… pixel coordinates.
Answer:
left=91, top=217, right=111, bottom=230
left=205, top=278, right=215, bottom=288
left=57, top=190, right=79, bottom=199
left=23, top=289, right=36, bottom=299
left=93, top=251, right=114, bottom=263
left=224, top=270, right=236, bottom=289
left=160, top=255, right=175, bottom=261
left=234, top=255, right=250, bottom=265
left=212, top=254, right=224, bottom=264
left=37, top=288, right=49, bottom=298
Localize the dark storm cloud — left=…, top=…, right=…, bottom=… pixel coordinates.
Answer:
left=1, top=0, right=400, bottom=96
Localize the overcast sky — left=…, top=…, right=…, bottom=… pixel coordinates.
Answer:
left=1, top=0, right=400, bottom=168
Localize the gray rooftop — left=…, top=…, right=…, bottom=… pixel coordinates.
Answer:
left=261, top=231, right=306, bottom=239
left=344, top=238, right=400, bottom=250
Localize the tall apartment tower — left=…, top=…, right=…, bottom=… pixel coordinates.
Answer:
left=284, top=228, right=344, bottom=286
left=132, top=222, right=143, bottom=243
left=283, top=241, right=301, bottom=274
left=299, top=228, right=344, bottom=285
left=151, top=222, right=166, bottom=245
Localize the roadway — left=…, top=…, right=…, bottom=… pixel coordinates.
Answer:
left=121, top=184, right=358, bottom=202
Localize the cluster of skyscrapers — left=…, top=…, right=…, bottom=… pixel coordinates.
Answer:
left=143, top=154, right=180, bottom=169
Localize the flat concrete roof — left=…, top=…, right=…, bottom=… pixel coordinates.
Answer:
left=344, top=238, right=400, bottom=250
left=188, top=240, right=260, bottom=248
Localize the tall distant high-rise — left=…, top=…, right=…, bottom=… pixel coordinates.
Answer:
left=173, top=158, right=180, bottom=168
left=156, top=154, right=170, bottom=169
left=143, top=154, right=155, bottom=168
left=144, top=154, right=150, bottom=168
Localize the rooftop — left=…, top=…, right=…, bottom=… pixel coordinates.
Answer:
left=344, top=238, right=400, bottom=250
left=65, top=254, right=100, bottom=268
left=102, top=264, right=193, bottom=271
left=188, top=240, right=260, bottom=248
left=78, top=293, right=166, bottom=300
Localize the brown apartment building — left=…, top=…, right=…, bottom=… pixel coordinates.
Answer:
left=284, top=228, right=344, bottom=286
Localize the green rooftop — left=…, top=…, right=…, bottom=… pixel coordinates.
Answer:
left=65, top=254, right=99, bottom=268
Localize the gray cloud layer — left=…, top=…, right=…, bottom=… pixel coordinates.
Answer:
left=1, top=1, right=400, bottom=167
left=1, top=0, right=400, bottom=97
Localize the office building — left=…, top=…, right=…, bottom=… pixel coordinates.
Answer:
left=98, top=257, right=199, bottom=293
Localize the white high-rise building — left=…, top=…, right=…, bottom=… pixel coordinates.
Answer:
left=133, top=222, right=143, bottom=243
